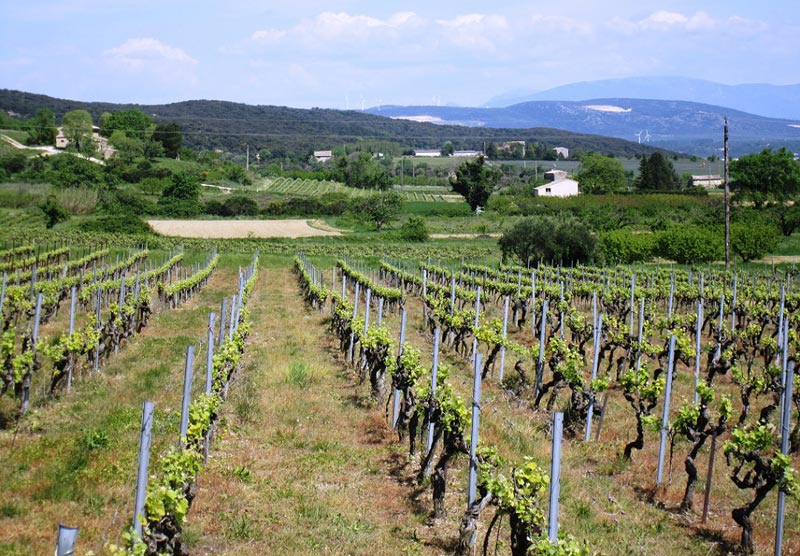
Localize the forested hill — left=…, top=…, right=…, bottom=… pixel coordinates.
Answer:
left=0, top=89, right=664, bottom=157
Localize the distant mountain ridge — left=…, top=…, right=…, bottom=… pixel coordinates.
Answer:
left=0, top=89, right=664, bottom=158
left=367, top=98, right=800, bottom=157
left=485, top=76, right=800, bottom=120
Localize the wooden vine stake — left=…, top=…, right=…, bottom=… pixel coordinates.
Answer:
left=426, top=327, right=441, bottom=455
left=133, top=400, right=155, bottom=540
left=775, top=360, right=794, bottom=555
left=55, top=523, right=79, bottom=556
left=656, top=334, right=677, bottom=486
left=392, top=309, right=407, bottom=429
left=467, top=352, right=484, bottom=509
left=584, top=314, right=603, bottom=441
left=178, top=345, right=195, bottom=449
left=218, top=298, right=227, bottom=347
left=66, top=285, right=77, bottom=394
left=548, top=412, right=564, bottom=542
left=348, top=283, right=360, bottom=363
left=498, top=295, right=509, bottom=382
left=470, top=286, right=482, bottom=364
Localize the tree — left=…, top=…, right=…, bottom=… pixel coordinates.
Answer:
left=357, top=191, right=403, bottom=231
left=499, top=216, right=597, bottom=266
left=39, top=195, right=69, bottom=228
left=766, top=203, right=800, bottom=236
left=334, top=151, right=390, bottom=189
left=109, top=130, right=144, bottom=163
left=730, top=148, right=800, bottom=207
left=440, top=141, right=455, bottom=157
left=26, top=109, right=57, bottom=146
left=102, top=109, right=153, bottom=141
left=451, top=155, right=501, bottom=211
left=152, top=122, right=183, bottom=158
left=731, top=219, right=781, bottom=262
left=635, top=152, right=678, bottom=190
left=576, top=153, right=626, bottom=194
left=160, top=171, right=201, bottom=217
left=61, top=110, right=94, bottom=155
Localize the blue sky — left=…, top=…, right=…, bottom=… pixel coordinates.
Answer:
left=1, top=1, right=798, bottom=108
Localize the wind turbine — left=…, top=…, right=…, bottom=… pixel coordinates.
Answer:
left=644, top=130, right=651, bottom=143
left=635, top=130, right=644, bottom=144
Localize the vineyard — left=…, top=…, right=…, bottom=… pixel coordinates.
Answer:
left=290, top=255, right=799, bottom=556
left=0, top=247, right=797, bottom=555
left=259, top=177, right=463, bottom=202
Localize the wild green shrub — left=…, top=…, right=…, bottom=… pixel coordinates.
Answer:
left=598, top=230, right=657, bottom=264
left=400, top=216, right=429, bottom=242
left=655, top=226, right=723, bottom=265
left=79, top=214, right=153, bottom=235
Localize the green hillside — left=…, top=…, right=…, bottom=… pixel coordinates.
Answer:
left=0, top=89, right=666, bottom=157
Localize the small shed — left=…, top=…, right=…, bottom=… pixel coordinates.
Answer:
left=534, top=178, right=579, bottom=197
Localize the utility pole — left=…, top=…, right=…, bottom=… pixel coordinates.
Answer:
left=724, top=118, right=730, bottom=269
left=246, top=143, right=249, bottom=172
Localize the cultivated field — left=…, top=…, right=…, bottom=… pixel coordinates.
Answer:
left=147, top=219, right=342, bottom=238
left=257, top=177, right=463, bottom=202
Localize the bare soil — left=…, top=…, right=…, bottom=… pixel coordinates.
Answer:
left=147, top=219, right=342, bottom=239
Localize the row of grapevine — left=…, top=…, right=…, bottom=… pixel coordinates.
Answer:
left=103, top=252, right=259, bottom=556
left=374, top=257, right=798, bottom=555
left=1, top=249, right=217, bottom=421
left=294, top=256, right=596, bottom=556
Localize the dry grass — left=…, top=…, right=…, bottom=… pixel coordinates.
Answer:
left=189, top=267, right=445, bottom=555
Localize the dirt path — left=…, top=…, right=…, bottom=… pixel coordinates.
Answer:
left=189, top=267, right=447, bottom=556
left=754, top=255, right=800, bottom=264
left=147, top=219, right=342, bottom=239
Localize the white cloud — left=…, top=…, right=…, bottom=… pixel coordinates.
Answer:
left=105, top=38, right=197, bottom=69
left=528, top=14, right=593, bottom=34
left=251, top=29, right=287, bottom=42
left=613, top=10, right=766, bottom=35
left=436, top=14, right=510, bottom=50
left=251, top=11, right=423, bottom=47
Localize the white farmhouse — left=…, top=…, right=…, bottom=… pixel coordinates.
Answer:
left=55, top=128, right=68, bottom=149
left=314, top=150, right=333, bottom=163
left=690, top=174, right=723, bottom=188
left=534, top=179, right=579, bottom=197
